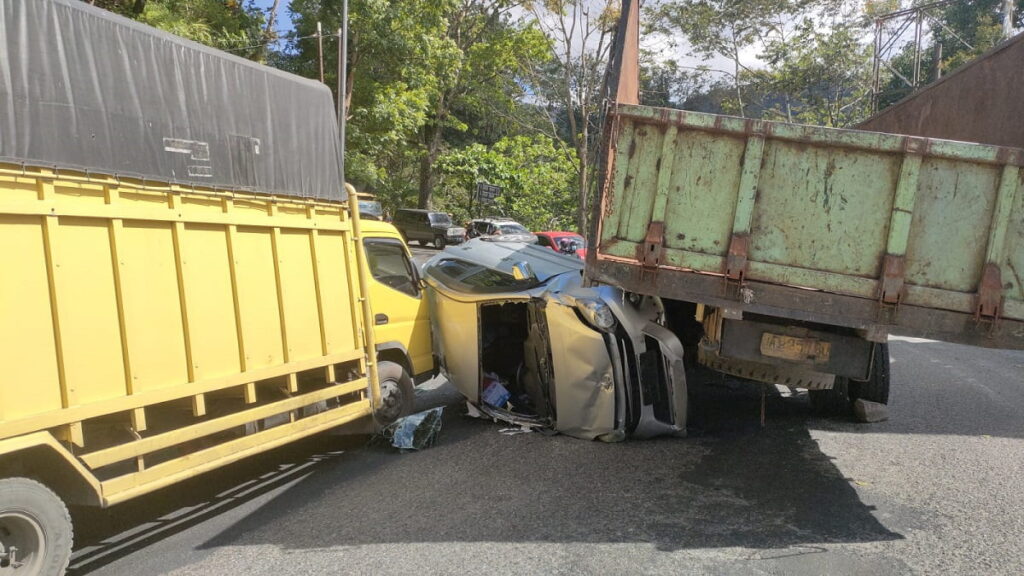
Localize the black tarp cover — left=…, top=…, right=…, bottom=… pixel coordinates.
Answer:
left=0, top=0, right=344, bottom=201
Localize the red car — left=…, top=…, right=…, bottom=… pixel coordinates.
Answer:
left=535, top=231, right=587, bottom=260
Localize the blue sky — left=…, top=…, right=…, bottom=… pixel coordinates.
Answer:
left=251, top=0, right=294, bottom=34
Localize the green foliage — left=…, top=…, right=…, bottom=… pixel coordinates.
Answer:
left=757, top=21, right=871, bottom=126
left=86, top=0, right=267, bottom=55
left=435, top=135, right=578, bottom=231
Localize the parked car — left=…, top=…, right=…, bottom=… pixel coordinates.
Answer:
left=535, top=231, right=587, bottom=260
left=393, top=208, right=467, bottom=248
left=465, top=217, right=537, bottom=244
left=422, top=238, right=688, bottom=441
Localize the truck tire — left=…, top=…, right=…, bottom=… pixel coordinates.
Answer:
left=808, top=378, right=852, bottom=416
left=0, top=478, right=73, bottom=576
left=374, top=361, right=414, bottom=425
left=432, top=235, right=446, bottom=250
left=849, top=343, right=890, bottom=405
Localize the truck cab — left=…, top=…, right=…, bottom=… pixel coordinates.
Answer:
left=361, top=220, right=435, bottom=384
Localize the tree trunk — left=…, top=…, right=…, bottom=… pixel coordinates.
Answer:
left=576, top=150, right=589, bottom=234
left=418, top=123, right=445, bottom=209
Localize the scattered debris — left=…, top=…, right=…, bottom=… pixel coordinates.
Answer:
left=382, top=407, right=444, bottom=452
left=481, top=372, right=511, bottom=408
left=853, top=399, right=890, bottom=423
left=499, top=426, right=533, bottom=436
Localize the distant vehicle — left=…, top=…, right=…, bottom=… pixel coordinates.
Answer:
left=535, top=231, right=587, bottom=260
left=422, top=239, right=687, bottom=441
left=356, top=192, right=385, bottom=221
left=393, top=208, right=467, bottom=249
left=465, top=217, right=537, bottom=244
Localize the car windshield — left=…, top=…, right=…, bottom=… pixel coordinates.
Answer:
left=560, top=235, right=586, bottom=248
left=429, top=213, right=452, bottom=225
left=424, top=238, right=583, bottom=294
left=358, top=200, right=383, bottom=218
left=499, top=223, right=528, bottom=234
left=429, top=258, right=537, bottom=292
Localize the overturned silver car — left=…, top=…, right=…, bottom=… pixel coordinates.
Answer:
left=422, top=239, right=688, bottom=441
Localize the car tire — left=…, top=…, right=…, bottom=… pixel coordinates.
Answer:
left=0, top=477, right=73, bottom=576
left=849, top=343, right=890, bottom=405
left=433, top=235, right=446, bottom=250
left=373, top=361, right=414, bottom=425
left=808, top=378, right=852, bottom=416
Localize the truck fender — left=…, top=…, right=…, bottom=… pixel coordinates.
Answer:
left=0, top=431, right=103, bottom=506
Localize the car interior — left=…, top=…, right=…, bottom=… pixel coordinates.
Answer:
left=478, top=302, right=554, bottom=421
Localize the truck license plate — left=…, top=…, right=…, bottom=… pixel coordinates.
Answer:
left=760, top=333, right=831, bottom=364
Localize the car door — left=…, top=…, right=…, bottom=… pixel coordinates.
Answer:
left=362, top=235, right=433, bottom=377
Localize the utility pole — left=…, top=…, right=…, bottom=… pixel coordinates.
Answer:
left=317, top=21, right=324, bottom=83
left=339, top=0, right=348, bottom=186
left=1002, top=0, right=1015, bottom=39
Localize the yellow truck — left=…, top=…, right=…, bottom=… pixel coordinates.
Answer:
left=0, top=1, right=431, bottom=573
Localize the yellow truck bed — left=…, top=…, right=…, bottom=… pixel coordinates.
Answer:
left=0, top=165, right=374, bottom=505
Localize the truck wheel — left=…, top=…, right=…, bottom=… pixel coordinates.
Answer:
left=374, top=361, right=414, bottom=425
left=0, top=478, right=72, bottom=576
left=808, top=378, right=852, bottom=416
left=432, top=235, right=446, bottom=250
left=849, top=343, right=890, bottom=405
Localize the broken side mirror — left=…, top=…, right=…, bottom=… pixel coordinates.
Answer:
left=511, top=261, right=536, bottom=281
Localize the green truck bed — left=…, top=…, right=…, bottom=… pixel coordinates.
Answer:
left=588, top=103, right=1024, bottom=350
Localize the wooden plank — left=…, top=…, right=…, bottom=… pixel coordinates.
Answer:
left=0, top=348, right=364, bottom=441
left=80, top=378, right=368, bottom=469
left=223, top=199, right=248, bottom=372
left=984, top=164, right=1020, bottom=265
left=730, top=135, right=765, bottom=237
left=0, top=197, right=354, bottom=233
left=101, top=399, right=372, bottom=505
left=885, top=154, right=923, bottom=256
left=37, top=176, right=69, bottom=410
left=169, top=194, right=196, bottom=384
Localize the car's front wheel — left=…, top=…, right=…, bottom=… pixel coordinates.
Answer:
left=373, top=361, right=414, bottom=425
left=433, top=235, right=446, bottom=250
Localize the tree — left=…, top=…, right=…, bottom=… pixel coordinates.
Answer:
left=435, top=135, right=578, bottom=230
left=86, top=0, right=267, bottom=56
left=648, top=0, right=811, bottom=117
left=286, top=0, right=548, bottom=212
left=757, top=19, right=872, bottom=126
left=524, top=0, right=618, bottom=233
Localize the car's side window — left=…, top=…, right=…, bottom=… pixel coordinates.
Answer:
left=537, top=236, right=551, bottom=247
left=364, top=240, right=419, bottom=297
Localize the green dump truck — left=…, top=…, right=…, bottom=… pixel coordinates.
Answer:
left=587, top=1, right=1024, bottom=414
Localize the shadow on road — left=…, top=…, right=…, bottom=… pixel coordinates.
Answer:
left=189, top=376, right=901, bottom=555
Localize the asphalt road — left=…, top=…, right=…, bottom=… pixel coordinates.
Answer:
left=65, top=337, right=1024, bottom=575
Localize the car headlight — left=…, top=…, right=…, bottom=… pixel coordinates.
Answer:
left=575, top=297, right=617, bottom=333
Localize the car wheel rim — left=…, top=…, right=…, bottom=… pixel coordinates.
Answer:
left=0, top=511, right=46, bottom=574
left=376, top=378, right=404, bottom=424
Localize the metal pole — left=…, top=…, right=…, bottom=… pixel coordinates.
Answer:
left=317, top=21, right=324, bottom=83
left=913, top=10, right=923, bottom=87
left=871, top=20, right=882, bottom=113
left=1003, top=0, right=1015, bottom=39
left=933, top=41, right=943, bottom=80
left=339, top=0, right=347, bottom=186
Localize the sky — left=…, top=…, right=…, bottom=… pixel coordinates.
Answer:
left=251, top=0, right=294, bottom=34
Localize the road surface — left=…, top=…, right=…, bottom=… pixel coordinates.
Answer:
left=66, top=336, right=1024, bottom=575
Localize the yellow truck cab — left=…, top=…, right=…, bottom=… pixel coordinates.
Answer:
left=361, top=219, right=435, bottom=388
